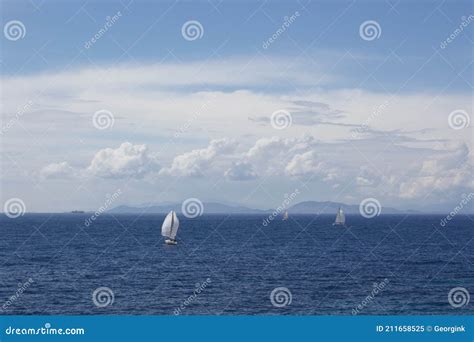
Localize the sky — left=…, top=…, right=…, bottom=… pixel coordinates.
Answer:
left=0, top=0, right=473, bottom=213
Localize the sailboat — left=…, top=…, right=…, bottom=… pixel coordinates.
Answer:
left=333, top=207, right=345, bottom=226
left=282, top=211, right=289, bottom=221
left=161, top=210, right=179, bottom=245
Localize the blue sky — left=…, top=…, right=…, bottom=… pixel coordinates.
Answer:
left=2, top=0, right=472, bottom=92
left=1, top=0, right=473, bottom=213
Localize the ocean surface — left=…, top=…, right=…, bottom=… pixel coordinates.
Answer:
left=0, top=213, right=472, bottom=315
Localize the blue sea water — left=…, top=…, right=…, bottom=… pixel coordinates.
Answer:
left=0, top=213, right=472, bottom=315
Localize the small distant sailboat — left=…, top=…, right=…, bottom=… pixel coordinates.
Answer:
left=282, top=211, right=289, bottom=221
left=333, top=207, right=346, bottom=226
left=161, top=210, right=179, bottom=245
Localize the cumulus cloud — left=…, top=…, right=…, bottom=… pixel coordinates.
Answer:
left=285, top=151, right=321, bottom=177
left=40, top=162, right=76, bottom=179
left=399, top=142, right=473, bottom=199
left=246, top=136, right=316, bottom=165
left=86, top=142, right=159, bottom=178
left=37, top=136, right=473, bottom=206
left=356, top=166, right=382, bottom=187
left=244, top=136, right=333, bottom=178
left=284, top=151, right=340, bottom=181
left=159, top=138, right=236, bottom=177
left=225, top=161, right=258, bottom=181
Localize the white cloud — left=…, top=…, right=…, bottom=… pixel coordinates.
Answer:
left=399, top=142, right=473, bottom=199
left=2, top=57, right=472, bottom=211
left=356, top=166, right=381, bottom=187
left=86, top=142, right=159, bottom=178
left=35, top=135, right=474, bottom=210
left=40, top=162, right=76, bottom=179
left=285, top=151, right=322, bottom=177
left=2, top=57, right=331, bottom=103
left=225, top=161, right=258, bottom=181
left=159, top=138, right=236, bottom=177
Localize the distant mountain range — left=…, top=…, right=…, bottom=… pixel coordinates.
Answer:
left=287, top=201, right=419, bottom=214
left=107, top=201, right=419, bottom=215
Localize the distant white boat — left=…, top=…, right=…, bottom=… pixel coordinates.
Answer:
left=161, top=211, right=179, bottom=245
left=282, top=211, right=289, bottom=221
left=333, top=207, right=345, bottom=226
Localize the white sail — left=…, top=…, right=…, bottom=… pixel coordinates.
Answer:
left=161, top=211, right=179, bottom=239
left=334, top=207, right=345, bottom=225
left=283, top=211, right=289, bottom=220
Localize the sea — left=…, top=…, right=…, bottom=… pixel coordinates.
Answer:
left=0, top=213, right=472, bottom=315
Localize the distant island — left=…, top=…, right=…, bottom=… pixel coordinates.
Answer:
left=107, top=201, right=420, bottom=215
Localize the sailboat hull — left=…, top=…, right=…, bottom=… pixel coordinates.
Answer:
left=165, top=239, right=177, bottom=245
